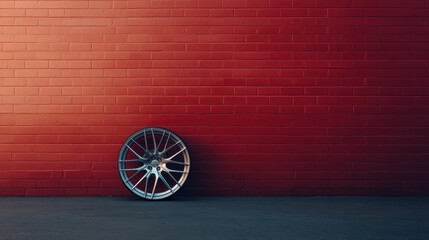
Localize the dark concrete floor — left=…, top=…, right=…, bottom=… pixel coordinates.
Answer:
left=0, top=197, right=428, bottom=240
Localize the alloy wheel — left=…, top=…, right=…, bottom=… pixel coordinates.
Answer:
left=118, top=127, right=190, bottom=200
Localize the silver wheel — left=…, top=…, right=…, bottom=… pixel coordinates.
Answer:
left=118, top=127, right=190, bottom=200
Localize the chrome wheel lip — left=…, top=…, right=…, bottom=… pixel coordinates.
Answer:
left=117, top=127, right=190, bottom=200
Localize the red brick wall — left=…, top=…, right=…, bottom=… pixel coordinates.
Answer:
left=1, top=0, right=429, bottom=196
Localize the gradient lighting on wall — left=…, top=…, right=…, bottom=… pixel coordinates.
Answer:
left=0, top=0, right=428, bottom=196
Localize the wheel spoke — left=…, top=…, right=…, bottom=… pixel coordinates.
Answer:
left=143, top=130, right=149, bottom=152
left=151, top=175, right=159, bottom=200
left=160, top=166, right=181, bottom=187
left=131, top=171, right=150, bottom=190
left=155, top=130, right=166, bottom=153
left=163, top=132, right=171, bottom=151
left=130, top=138, right=148, bottom=154
left=151, top=128, right=157, bottom=153
left=161, top=140, right=182, bottom=155
left=164, top=159, right=189, bottom=166
left=168, top=169, right=188, bottom=174
left=144, top=173, right=149, bottom=198
left=124, top=170, right=142, bottom=183
left=120, top=166, right=144, bottom=171
left=163, top=167, right=188, bottom=174
left=125, top=144, right=144, bottom=159
left=118, top=159, right=141, bottom=162
left=165, top=147, right=186, bottom=160
left=158, top=172, right=173, bottom=193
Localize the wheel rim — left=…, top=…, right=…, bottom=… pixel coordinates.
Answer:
left=118, top=127, right=190, bottom=200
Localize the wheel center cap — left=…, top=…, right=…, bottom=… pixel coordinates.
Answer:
left=150, top=160, right=159, bottom=167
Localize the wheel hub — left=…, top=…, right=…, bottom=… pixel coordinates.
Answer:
left=150, top=159, right=160, bottom=167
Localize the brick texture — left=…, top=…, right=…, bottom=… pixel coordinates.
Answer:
left=1, top=0, right=429, bottom=196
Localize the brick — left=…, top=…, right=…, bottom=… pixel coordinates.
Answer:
left=39, top=87, right=61, bottom=96
left=48, top=9, right=65, bottom=16
left=60, top=105, right=82, bottom=113
left=3, top=96, right=27, bottom=104
left=0, top=87, right=14, bottom=95
left=10, top=171, right=52, bottom=179
left=26, top=9, right=49, bottom=17
left=25, top=60, right=49, bottom=69
left=3, top=43, right=26, bottom=51
left=14, top=69, right=37, bottom=77
left=293, top=96, right=316, bottom=105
